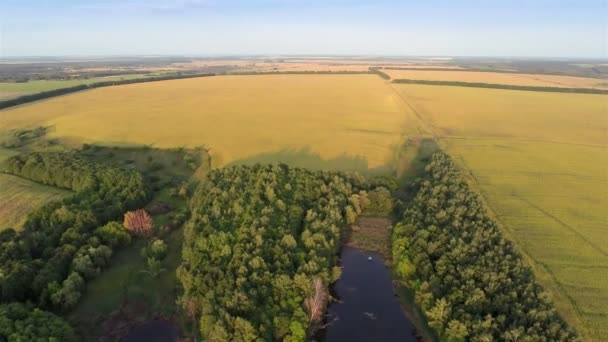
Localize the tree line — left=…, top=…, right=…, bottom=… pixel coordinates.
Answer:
left=369, top=67, right=391, bottom=80
left=227, top=70, right=372, bottom=76
left=0, top=152, right=150, bottom=340
left=0, top=73, right=216, bottom=110
left=392, top=152, right=577, bottom=341
left=392, top=78, right=608, bottom=94
left=177, top=164, right=369, bottom=341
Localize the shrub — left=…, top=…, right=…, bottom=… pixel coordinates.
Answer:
left=96, top=221, right=131, bottom=248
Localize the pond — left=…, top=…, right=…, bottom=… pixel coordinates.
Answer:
left=122, top=320, right=179, bottom=342
left=323, top=246, right=419, bottom=342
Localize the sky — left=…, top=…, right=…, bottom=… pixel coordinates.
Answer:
left=0, top=0, right=606, bottom=58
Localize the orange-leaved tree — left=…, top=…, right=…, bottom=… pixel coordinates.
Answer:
left=123, top=209, right=153, bottom=236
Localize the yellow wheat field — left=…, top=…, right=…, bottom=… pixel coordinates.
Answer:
left=0, top=74, right=424, bottom=173
left=384, top=69, right=608, bottom=89
left=393, top=83, right=608, bottom=341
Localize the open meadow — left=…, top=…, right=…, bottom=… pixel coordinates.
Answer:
left=0, top=74, right=425, bottom=173
left=392, top=83, right=608, bottom=341
left=384, top=69, right=608, bottom=89
left=0, top=173, right=70, bottom=229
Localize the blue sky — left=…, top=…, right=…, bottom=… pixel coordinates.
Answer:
left=1, top=0, right=606, bottom=57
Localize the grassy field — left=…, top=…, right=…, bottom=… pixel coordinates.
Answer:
left=392, top=83, right=608, bottom=341
left=0, top=74, right=425, bottom=173
left=0, top=146, right=70, bottom=230
left=0, top=173, right=70, bottom=230
left=384, top=69, right=608, bottom=89
left=0, top=74, right=152, bottom=98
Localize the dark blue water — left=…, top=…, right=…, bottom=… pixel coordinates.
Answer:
left=323, top=247, right=418, bottom=342
left=122, top=320, right=179, bottom=342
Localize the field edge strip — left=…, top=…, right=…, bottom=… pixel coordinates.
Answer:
left=392, top=78, right=608, bottom=94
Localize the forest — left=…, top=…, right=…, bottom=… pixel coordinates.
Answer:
left=392, top=152, right=576, bottom=341
left=0, top=152, right=150, bottom=340
left=0, top=147, right=585, bottom=341
left=177, top=164, right=372, bottom=341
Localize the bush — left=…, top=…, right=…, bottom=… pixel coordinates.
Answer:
left=365, top=187, right=393, bottom=215
left=96, top=221, right=131, bottom=248
left=142, top=239, right=167, bottom=260
left=0, top=303, right=77, bottom=341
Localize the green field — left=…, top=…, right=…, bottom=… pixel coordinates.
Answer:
left=0, top=146, right=71, bottom=229
left=0, top=74, right=152, bottom=99
left=392, top=83, right=608, bottom=341
left=0, top=173, right=70, bottom=230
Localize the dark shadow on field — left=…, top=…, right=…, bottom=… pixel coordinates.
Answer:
left=397, top=138, right=440, bottom=183
left=226, top=146, right=393, bottom=176
left=393, top=137, right=440, bottom=209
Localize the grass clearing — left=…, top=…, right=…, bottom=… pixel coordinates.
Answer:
left=392, top=83, right=608, bottom=341
left=384, top=69, right=608, bottom=89
left=0, top=74, right=423, bottom=174
left=69, top=146, right=206, bottom=340
left=0, top=173, right=70, bottom=230
left=0, top=146, right=71, bottom=230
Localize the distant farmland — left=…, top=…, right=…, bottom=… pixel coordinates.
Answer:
left=384, top=69, right=608, bottom=89
left=0, top=74, right=425, bottom=173
left=392, top=83, right=608, bottom=341
left=0, top=74, right=152, bottom=99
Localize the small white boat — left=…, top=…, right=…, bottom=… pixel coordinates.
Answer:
left=368, top=256, right=372, bottom=261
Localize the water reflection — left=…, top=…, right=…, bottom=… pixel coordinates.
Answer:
left=323, top=247, right=417, bottom=342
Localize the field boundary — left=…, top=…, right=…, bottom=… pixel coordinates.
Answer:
left=226, top=70, right=373, bottom=76
left=392, top=78, right=608, bottom=94
left=0, top=73, right=216, bottom=110
left=369, top=67, right=391, bottom=80
left=381, top=66, right=607, bottom=79
left=441, top=136, right=608, bottom=148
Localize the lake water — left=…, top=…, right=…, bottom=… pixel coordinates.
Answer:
left=323, top=246, right=418, bottom=342
left=122, top=320, right=179, bottom=342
